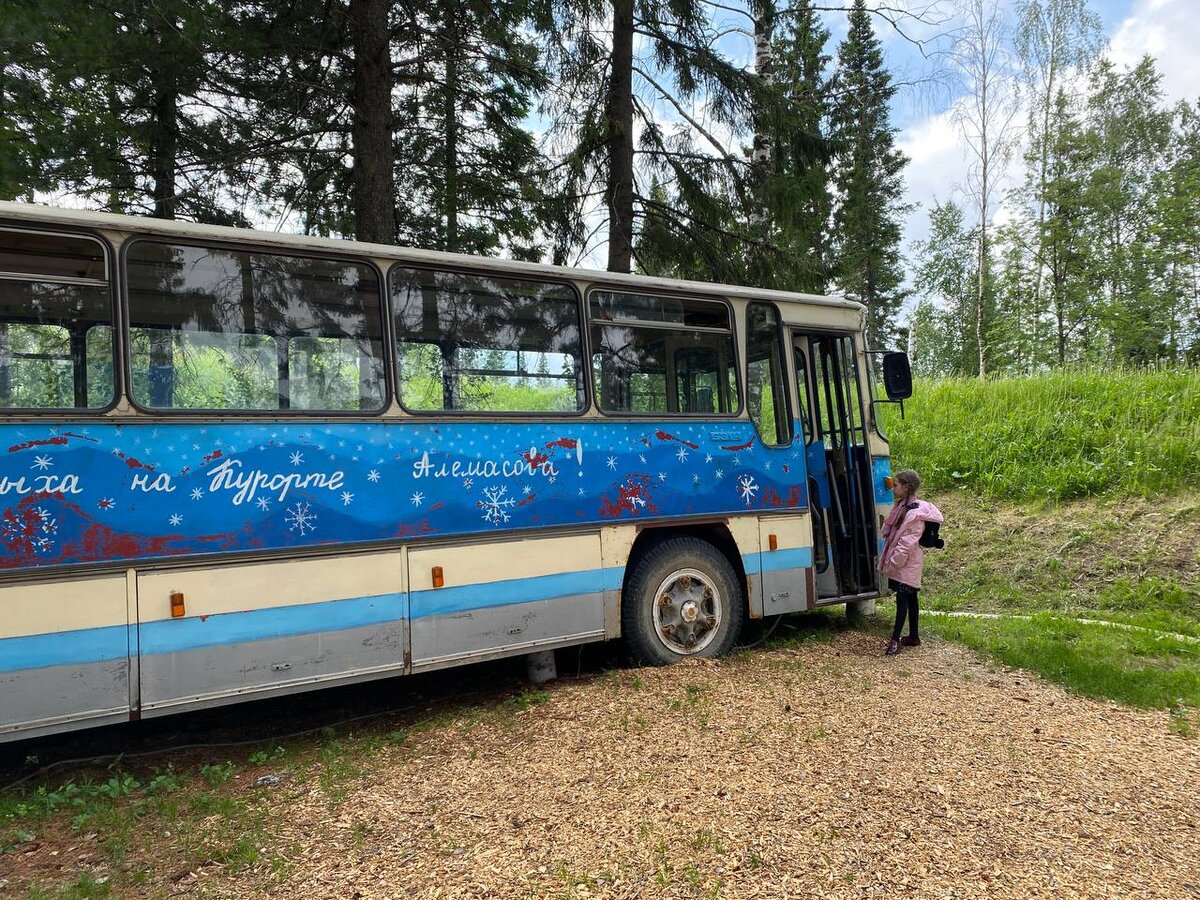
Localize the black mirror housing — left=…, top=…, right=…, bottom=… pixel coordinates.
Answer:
left=881, top=351, right=912, bottom=400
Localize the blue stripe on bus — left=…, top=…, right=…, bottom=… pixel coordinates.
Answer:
left=410, top=566, right=622, bottom=618
left=743, top=547, right=813, bottom=574
left=0, top=566, right=629, bottom=672
left=139, top=593, right=403, bottom=656
left=0, top=625, right=129, bottom=673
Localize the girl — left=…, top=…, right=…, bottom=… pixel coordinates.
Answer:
left=878, top=469, right=943, bottom=656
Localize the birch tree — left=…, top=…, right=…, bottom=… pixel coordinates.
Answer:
left=951, top=0, right=1021, bottom=376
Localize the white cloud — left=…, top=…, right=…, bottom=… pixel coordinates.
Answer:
left=1107, top=0, right=1200, bottom=104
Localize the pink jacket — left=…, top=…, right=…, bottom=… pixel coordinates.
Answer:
left=877, top=498, right=944, bottom=590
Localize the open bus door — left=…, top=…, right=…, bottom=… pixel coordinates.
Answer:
left=791, top=332, right=879, bottom=600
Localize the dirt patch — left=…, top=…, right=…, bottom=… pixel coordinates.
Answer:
left=86, top=631, right=1199, bottom=899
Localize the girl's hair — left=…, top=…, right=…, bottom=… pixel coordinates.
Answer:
left=894, top=469, right=921, bottom=494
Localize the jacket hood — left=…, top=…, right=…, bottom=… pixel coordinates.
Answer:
left=907, top=499, right=944, bottom=524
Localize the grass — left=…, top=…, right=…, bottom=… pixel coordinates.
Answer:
left=882, top=369, right=1200, bottom=501
left=889, top=490, right=1200, bottom=717
left=876, top=369, right=1200, bottom=716
left=928, top=613, right=1199, bottom=709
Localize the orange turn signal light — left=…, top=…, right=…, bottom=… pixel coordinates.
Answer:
left=768, top=534, right=778, bottom=551
left=884, top=475, right=894, bottom=489
left=170, top=590, right=185, bottom=618
left=432, top=566, right=444, bottom=588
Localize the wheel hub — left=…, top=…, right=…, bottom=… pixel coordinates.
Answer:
left=651, top=567, right=722, bottom=655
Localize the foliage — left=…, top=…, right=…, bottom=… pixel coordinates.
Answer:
left=882, top=369, right=1200, bottom=500
left=911, top=44, right=1200, bottom=372
left=828, top=0, right=908, bottom=347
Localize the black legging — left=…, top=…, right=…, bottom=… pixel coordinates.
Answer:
left=889, top=579, right=919, bottom=641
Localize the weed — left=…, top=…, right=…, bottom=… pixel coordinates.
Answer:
left=199, top=761, right=236, bottom=788
left=691, top=828, right=724, bottom=854
left=1169, top=701, right=1196, bottom=738
left=507, top=690, right=551, bottom=712
left=248, top=746, right=287, bottom=766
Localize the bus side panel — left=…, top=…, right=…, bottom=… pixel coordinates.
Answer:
left=136, top=552, right=405, bottom=713
left=756, top=514, right=814, bottom=615
left=872, top=456, right=893, bottom=590
left=408, top=534, right=608, bottom=672
left=0, top=575, right=130, bottom=740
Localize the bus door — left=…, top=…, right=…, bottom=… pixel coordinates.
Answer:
left=791, top=332, right=878, bottom=600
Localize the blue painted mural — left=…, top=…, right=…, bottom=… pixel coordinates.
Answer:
left=1, top=420, right=809, bottom=570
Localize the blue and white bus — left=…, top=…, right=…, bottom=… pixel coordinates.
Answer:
left=0, top=203, right=910, bottom=742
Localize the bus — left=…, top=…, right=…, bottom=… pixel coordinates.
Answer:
left=0, top=202, right=911, bottom=743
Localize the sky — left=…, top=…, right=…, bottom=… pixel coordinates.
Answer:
left=883, top=0, right=1200, bottom=259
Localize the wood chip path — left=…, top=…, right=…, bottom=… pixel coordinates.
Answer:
left=194, top=631, right=1200, bottom=899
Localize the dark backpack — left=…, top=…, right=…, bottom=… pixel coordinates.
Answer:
left=919, top=520, right=944, bottom=549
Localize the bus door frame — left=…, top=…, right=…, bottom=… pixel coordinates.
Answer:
left=789, top=329, right=879, bottom=601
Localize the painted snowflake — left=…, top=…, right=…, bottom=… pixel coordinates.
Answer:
left=736, top=474, right=759, bottom=507
left=2, top=505, right=58, bottom=555
left=285, top=501, right=317, bottom=536
left=478, top=486, right=517, bottom=526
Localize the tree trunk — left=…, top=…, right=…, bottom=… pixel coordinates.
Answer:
left=443, top=2, right=460, bottom=253
left=350, top=0, right=396, bottom=244
left=750, top=0, right=775, bottom=225
left=150, top=78, right=178, bottom=220
left=605, top=0, right=636, bottom=273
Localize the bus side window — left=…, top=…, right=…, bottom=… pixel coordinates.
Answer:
left=0, top=230, right=114, bottom=410
left=391, top=268, right=584, bottom=413
left=590, top=290, right=738, bottom=415
left=125, top=242, right=387, bottom=412
left=745, top=303, right=791, bottom=446
left=793, top=344, right=813, bottom=444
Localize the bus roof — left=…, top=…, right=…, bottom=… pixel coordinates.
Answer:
left=0, top=201, right=864, bottom=313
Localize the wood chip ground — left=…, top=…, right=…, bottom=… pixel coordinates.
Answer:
left=167, top=631, right=1200, bottom=899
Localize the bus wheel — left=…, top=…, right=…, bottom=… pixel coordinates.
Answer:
left=623, top=537, right=744, bottom=665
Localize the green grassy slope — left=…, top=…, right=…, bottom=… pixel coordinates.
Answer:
left=873, top=370, right=1200, bottom=716
left=880, top=369, right=1200, bottom=501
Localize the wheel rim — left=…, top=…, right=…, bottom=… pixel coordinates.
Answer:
left=651, top=567, right=722, bottom=655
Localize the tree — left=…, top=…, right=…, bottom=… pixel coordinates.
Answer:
left=405, top=0, right=552, bottom=255
left=544, top=0, right=760, bottom=274
left=829, top=0, right=909, bottom=348
left=951, top=0, right=1021, bottom=376
left=3, top=0, right=253, bottom=222
left=750, top=0, right=834, bottom=292
left=910, top=200, right=979, bottom=375
left=1016, top=0, right=1102, bottom=337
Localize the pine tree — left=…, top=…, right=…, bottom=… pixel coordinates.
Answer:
left=544, top=0, right=759, bottom=274
left=3, top=0, right=252, bottom=222
left=829, top=0, right=908, bottom=349
left=403, top=0, right=552, bottom=255
left=751, top=0, right=834, bottom=292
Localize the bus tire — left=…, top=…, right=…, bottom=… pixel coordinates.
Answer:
left=622, top=536, right=744, bottom=666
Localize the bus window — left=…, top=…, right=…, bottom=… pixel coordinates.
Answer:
left=0, top=230, right=114, bottom=410
left=745, top=303, right=791, bottom=445
left=125, top=242, right=386, bottom=411
left=590, top=291, right=737, bottom=415
left=391, top=268, right=583, bottom=413
left=793, top=343, right=813, bottom=444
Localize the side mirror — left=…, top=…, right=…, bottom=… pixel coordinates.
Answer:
left=881, top=352, right=912, bottom=400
